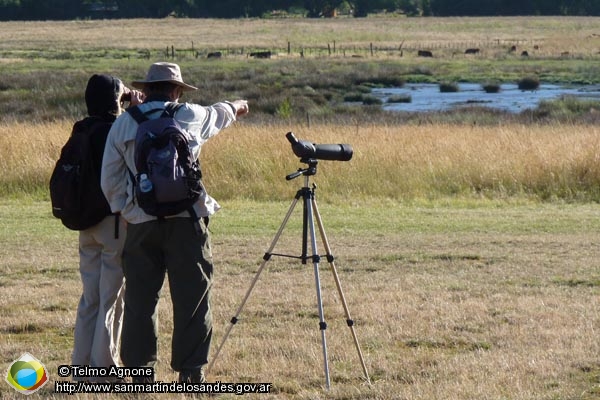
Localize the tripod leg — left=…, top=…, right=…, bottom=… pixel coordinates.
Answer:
left=311, top=197, right=372, bottom=385
left=305, top=192, right=332, bottom=390
left=207, top=196, right=300, bottom=375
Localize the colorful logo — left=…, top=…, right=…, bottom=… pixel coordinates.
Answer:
left=5, top=353, right=49, bottom=395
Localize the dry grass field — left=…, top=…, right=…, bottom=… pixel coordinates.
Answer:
left=1, top=16, right=600, bottom=58
left=1, top=197, right=600, bottom=399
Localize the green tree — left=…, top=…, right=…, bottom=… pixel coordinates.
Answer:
left=116, top=0, right=181, bottom=18
left=0, top=0, right=20, bottom=20
left=420, top=0, right=432, bottom=15
left=303, top=0, right=344, bottom=17
left=397, top=0, right=421, bottom=15
left=3, top=0, right=600, bottom=20
left=19, top=0, right=84, bottom=19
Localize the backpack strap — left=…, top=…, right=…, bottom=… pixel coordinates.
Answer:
left=188, top=206, right=202, bottom=236
left=127, top=106, right=166, bottom=124
left=126, top=106, right=147, bottom=124
left=161, top=102, right=184, bottom=118
left=114, top=213, right=120, bottom=239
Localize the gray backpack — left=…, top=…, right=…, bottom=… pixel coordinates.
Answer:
left=127, top=103, right=203, bottom=220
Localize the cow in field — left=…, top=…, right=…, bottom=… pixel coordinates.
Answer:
left=417, top=50, right=433, bottom=57
left=207, top=51, right=222, bottom=59
left=249, top=51, right=272, bottom=59
left=465, top=48, right=480, bottom=55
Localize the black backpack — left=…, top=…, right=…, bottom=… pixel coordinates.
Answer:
left=50, top=117, right=113, bottom=230
left=127, top=103, right=203, bottom=220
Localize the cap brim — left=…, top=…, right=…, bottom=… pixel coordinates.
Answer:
left=131, top=79, right=198, bottom=92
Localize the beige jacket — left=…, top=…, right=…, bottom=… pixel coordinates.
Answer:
left=101, top=100, right=237, bottom=224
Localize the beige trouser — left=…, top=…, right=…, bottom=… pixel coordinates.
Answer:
left=72, top=214, right=126, bottom=380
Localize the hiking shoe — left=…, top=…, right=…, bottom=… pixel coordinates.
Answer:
left=132, top=375, right=154, bottom=384
left=179, top=368, right=206, bottom=383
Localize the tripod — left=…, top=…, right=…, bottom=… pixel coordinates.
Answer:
left=207, top=159, right=371, bottom=389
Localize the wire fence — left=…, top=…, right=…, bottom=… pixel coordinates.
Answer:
left=3, top=38, right=593, bottom=61
left=160, top=38, right=591, bottom=60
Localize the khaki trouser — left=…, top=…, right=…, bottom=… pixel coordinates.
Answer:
left=72, top=215, right=126, bottom=379
left=120, top=217, right=213, bottom=373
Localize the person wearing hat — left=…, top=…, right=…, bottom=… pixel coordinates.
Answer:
left=71, top=74, right=144, bottom=379
left=101, top=62, right=249, bottom=384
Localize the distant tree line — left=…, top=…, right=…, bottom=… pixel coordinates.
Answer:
left=0, top=0, right=598, bottom=21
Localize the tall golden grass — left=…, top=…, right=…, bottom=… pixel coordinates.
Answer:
left=4, top=120, right=600, bottom=202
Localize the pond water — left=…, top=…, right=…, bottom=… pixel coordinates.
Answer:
left=371, top=83, right=600, bottom=113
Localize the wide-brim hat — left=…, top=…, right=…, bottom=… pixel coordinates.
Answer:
left=131, top=62, right=198, bottom=91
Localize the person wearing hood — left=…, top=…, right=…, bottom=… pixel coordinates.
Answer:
left=71, top=74, right=144, bottom=380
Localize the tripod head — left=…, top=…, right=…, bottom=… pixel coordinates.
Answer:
left=286, top=158, right=318, bottom=180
